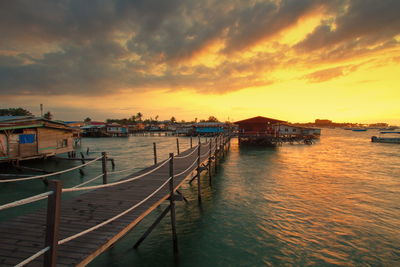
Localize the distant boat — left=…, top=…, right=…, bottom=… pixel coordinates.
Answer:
left=379, top=127, right=398, bottom=131
left=352, top=129, right=367, bottom=132
left=371, top=131, right=400, bottom=144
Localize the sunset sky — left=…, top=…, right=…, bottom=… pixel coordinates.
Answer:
left=1, top=0, right=399, bottom=124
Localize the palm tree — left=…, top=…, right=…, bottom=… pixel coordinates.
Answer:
left=136, top=112, right=143, bottom=121
left=44, top=111, right=53, bottom=120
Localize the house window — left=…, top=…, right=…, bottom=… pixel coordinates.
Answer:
left=285, top=128, right=288, bottom=132
left=57, top=139, right=68, bottom=148
left=293, top=129, right=296, bottom=132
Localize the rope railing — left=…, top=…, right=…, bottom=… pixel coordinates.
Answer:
left=175, top=156, right=199, bottom=177
left=59, top=176, right=173, bottom=245
left=0, top=156, right=102, bottom=183
left=62, top=158, right=171, bottom=192
left=175, top=145, right=199, bottom=159
left=108, top=166, right=139, bottom=175
left=71, top=174, right=104, bottom=188
left=0, top=136, right=231, bottom=266
left=0, top=191, right=53, bottom=211
left=15, top=246, right=50, bottom=267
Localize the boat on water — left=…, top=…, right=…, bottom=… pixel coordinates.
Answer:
left=352, top=128, right=367, bottom=132
left=371, top=131, right=400, bottom=144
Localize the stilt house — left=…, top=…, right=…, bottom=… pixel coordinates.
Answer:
left=0, top=116, right=75, bottom=162
left=234, top=116, right=286, bottom=145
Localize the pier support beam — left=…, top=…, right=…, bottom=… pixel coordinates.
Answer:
left=133, top=205, right=171, bottom=249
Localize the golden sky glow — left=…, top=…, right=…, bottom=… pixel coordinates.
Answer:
left=1, top=0, right=400, bottom=124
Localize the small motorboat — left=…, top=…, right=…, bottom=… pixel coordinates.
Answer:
left=352, top=128, right=367, bottom=132
left=371, top=131, right=400, bottom=144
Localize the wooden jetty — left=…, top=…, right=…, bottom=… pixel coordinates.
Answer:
left=0, top=135, right=231, bottom=266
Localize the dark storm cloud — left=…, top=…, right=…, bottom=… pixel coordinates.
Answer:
left=296, top=0, right=400, bottom=55
left=0, top=0, right=398, bottom=96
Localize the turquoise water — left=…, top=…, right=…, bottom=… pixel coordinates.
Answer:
left=1, top=130, right=400, bottom=266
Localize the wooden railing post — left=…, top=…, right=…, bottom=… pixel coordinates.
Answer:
left=222, top=135, right=226, bottom=158
left=169, top=153, right=178, bottom=253
left=153, top=142, right=157, bottom=165
left=197, top=140, right=202, bottom=202
left=214, top=136, right=218, bottom=173
left=101, top=152, right=107, bottom=184
left=190, top=137, right=193, bottom=148
left=44, top=180, right=62, bottom=267
left=176, top=138, right=180, bottom=155
left=208, top=138, right=212, bottom=186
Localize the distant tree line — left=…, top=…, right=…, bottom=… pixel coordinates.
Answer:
left=103, top=113, right=221, bottom=125
left=0, top=107, right=54, bottom=120
left=0, top=107, right=32, bottom=116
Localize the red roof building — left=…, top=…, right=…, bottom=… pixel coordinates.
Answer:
left=234, top=116, right=286, bottom=134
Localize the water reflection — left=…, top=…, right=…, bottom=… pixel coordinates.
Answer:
left=2, top=130, right=399, bottom=266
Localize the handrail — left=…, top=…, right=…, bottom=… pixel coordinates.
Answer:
left=108, top=167, right=138, bottom=175
left=200, top=147, right=211, bottom=158
left=0, top=156, right=102, bottom=183
left=59, top=176, right=173, bottom=245
left=62, top=158, right=171, bottom=192
left=175, top=156, right=199, bottom=177
left=0, top=191, right=53, bottom=211
left=71, top=174, right=104, bottom=188
left=175, top=146, right=198, bottom=159
left=15, top=246, right=50, bottom=267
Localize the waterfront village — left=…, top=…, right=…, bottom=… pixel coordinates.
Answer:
left=0, top=108, right=399, bottom=266
left=0, top=107, right=397, bottom=164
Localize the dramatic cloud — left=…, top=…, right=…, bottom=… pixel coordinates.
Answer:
left=303, top=64, right=360, bottom=83
left=0, top=0, right=399, bottom=96
left=296, top=0, right=400, bottom=58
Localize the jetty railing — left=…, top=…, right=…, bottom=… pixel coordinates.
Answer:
left=0, top=134, right=232, bottom=266
left=0, top=156, right=103, bottom=183
left=0, top=182, right=61, bottom=266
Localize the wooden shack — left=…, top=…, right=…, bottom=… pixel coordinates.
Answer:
left=0, top=116, right=75, bottom=162
left=234, top=116, right=286, bottom=146
left=194, top=122, right=227, bottom=136
left=106, top=123, right=129, bottom=137
left=274, top=124, right=321, bottom=138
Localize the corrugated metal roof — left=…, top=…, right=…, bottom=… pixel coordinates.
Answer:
left=0, top=116, right=33, bottom=122
left=234, top=116, right=286, bottom=124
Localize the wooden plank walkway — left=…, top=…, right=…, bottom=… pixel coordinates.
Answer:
left=0, top=139, right=226, bottom=266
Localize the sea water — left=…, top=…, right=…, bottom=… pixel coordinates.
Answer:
left=1, top=130, right=399, bottom=266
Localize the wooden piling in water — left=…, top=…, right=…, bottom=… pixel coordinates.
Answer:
left=176, top=138, right=180, bottom=155
left=102, top=152, right=108, bottom=184
left=80, top=152, right=85, bottom=164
